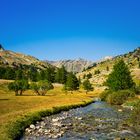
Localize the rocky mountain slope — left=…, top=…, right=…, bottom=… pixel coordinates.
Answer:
left=0, top=45, right=52, bottom=69
left=47, top=58, right=95, bottom=73
left=77, top=47, right=140, bottom=88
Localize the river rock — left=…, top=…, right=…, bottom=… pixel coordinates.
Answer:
left=30, top=124, right=35, bottom=129
left=122, top=104, right=134, bottom=110
left=120, top=130, right=135, bottom=136
left=52, top=118, right=59, bottom=122
left=40, top=121, right=46, bottom=126
left=38, top=128, right=44, bottom=133
left=52, top=122, right=62, bottom=127
left=52, top=127, right=60, bottom=133
left=78, top=117, right=82, bottom=120
left=36, top=125, right=40, bottom=129
left=118, top=109, right=123, bottom=112
left=114, top=138, right=121, bottom=140
left=25, top=128, right=32, bottom=133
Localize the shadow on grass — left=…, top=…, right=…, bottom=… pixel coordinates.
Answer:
left=19, top=94, right=57, bottom=97
left=0, top=99, right=9, bottom=101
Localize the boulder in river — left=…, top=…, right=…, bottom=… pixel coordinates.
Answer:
left=29, top=124, right=35, bottom=129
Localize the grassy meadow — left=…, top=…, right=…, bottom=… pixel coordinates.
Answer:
left=0, top=80, right=100, bottom=140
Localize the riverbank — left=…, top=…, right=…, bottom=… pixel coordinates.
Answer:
left=0, top=81, right=100, bottom=140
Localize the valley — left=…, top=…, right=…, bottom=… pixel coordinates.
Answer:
left=0, top=46, right=140, bottom=140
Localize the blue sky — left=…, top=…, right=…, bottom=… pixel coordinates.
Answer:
left=0, top=0, right=140, bottom=61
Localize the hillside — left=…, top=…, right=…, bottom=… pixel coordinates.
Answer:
left=0, top=45, right=52, bottom=69
left=77, top=47, right=140, bottom=88
left=47, top=58, right=95, bottom=73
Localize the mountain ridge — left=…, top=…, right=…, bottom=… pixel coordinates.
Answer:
left=46, top=58, right=95, bottom=73
left=0, top=45, right=52, bottom=69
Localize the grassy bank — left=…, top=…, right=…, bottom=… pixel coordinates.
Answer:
left=0, top=80, right=100, bottom=140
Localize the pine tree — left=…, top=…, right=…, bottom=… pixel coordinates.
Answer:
left=55, top=68, right=61, bottom=83
left=5, top=67, right=16, bottom=80
left=55, top=66, right=67, bottom=84
left=28, top=68, right=38, bottom=82
left=15, top=69, right=24, bottom=80
left=83, top=79, right=93, bottom=93
left=65, top=72, right=79, bottom=93
left=106, top=59, right=135, bottom=91
left=60, top=65, right=67, bottom=84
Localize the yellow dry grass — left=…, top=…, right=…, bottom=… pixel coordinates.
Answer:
left=0, top=80, right=100, bottom=140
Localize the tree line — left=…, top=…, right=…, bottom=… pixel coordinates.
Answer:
left=6, top=65, right=93, bottom=95
left=0, top=65, right=67, bottom=83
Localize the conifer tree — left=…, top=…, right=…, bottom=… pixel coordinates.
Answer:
left=65, top=72, right=79, bottom=93
left=83, top=79, right=93, bottom=93
left=55, top=65, right=67, bottom=84
left=106, top=59, right=135, bottom=91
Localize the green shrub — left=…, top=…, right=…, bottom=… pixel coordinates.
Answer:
left=106, top=90, right=135, bottom=105
left=129, top=100, right=140, bottom=135
left=132, top=86, right=140, bottom=95
left=107, top=92, right=126, bottom=105
left=100, top=90, right=112, bottom=101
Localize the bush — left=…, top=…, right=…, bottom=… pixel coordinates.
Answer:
left=132, top=86, right=140, bottom=95
left=106, top=90, right=135, bottom=105
left=100, top=90, right=112, bottom=101
left=94, top=69, right=100, bottom=75
left=107, top=92, right=127, bottom=105
left=129, top=100, right=140, bottom=135
left=86, top=73, right=92, bottom=79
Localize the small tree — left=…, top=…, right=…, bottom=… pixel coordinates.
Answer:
left=78, top=76, right=82, bottom=85
left=31, top=80, right=54, bottom=96
left=83, top=74, right=86, bottom=79
left=65, top=72, right=79, bottom=93
left=86, top=73, right=92, bottom=79
left=8, top=80, right=29, bottom=96
left=106, top=59, right=135, bottom=91
left=83, top=79, right=94, bottom=94
left=30, top=82, right=40, bottom=95
left=106, top=66, right=109, bottom=71
left=94, top=69, right=100, bottom=75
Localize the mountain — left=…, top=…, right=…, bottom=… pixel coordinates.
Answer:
left=77, top=47, right=140, bottom=88
left=0, top=45, right=52, bottom=69
left=46, top=58, right=95, bottom=73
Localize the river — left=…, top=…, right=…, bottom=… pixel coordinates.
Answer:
left=21, top=101, right=139, bottom=140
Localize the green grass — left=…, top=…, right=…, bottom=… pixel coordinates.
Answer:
left=0, top=80, right=99, bottom=140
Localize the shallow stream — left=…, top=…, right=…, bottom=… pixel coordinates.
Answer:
left=22, top=101, right=139, bottom=140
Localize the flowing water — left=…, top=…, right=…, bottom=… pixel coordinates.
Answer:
left=22, top=101, right=139, bottom=140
